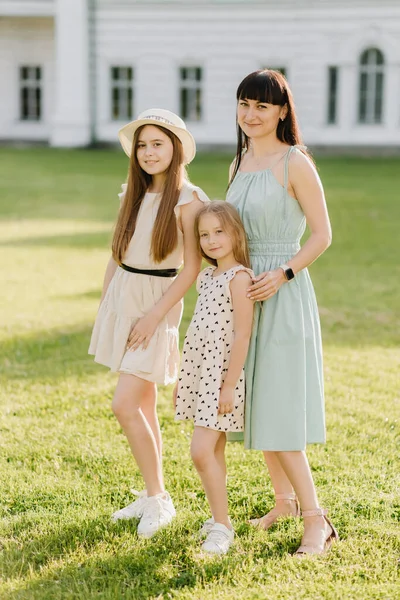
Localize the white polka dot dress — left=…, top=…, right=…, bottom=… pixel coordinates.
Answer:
left=175, top=265, right=253, bottom=432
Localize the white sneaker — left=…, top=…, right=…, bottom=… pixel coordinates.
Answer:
left=198, top=517, right=215, bottom=538
left=201, top=523, right=234, bottom=555
left=111, top=489, right=147, bottom=522
left=137, top=492, right=176, bottom=538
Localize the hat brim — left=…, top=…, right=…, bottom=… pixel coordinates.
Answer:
left=118, top=119, right=196, bottom=165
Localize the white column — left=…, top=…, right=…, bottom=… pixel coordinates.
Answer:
left=50, top=0, right=90, bottom=146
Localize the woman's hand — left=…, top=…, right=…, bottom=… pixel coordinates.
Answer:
left=126, top=312, right=159, bottom=351
left=218, top=385, right=235, bottom=415
left=247, top=269, right=287, bottom=302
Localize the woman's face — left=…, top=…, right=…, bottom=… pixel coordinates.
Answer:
left=237, top=98, right=286, bottom=139
left=136, top=125, right=174, bottom=176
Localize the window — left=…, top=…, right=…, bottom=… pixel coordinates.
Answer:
left=20, top=66, right=42, bottom=121
left=111, top=66, right=133, bottom=121
left=358, top=48, right=384, bottom=124
left=179, top=67, right=202, bottom=121
left=327, top=66, right=339, bottom=124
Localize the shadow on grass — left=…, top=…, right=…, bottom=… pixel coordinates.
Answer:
left=1, top=516, right=292, bottom=600
left=0, top=324, right=100, bottom=382
left=1, top=312, right=398, bottom=391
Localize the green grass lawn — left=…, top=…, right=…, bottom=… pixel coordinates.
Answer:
left=0, top=148, right=399, bottom=600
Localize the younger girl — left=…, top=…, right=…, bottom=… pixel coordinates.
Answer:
left=89, top=108, right=209, bottom=538
left=175, top=201, right=254, bottom=555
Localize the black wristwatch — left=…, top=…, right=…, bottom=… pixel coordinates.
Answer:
left=280, top=264, right=295, bottom=281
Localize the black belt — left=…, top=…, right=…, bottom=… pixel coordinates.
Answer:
left=120, top=263, right=178, bottom=278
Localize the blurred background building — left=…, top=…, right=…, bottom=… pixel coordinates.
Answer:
left=1, top=0, right=399, bottom=150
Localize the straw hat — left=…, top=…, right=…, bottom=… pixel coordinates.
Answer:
left=118, top=108, right=196, bottom=165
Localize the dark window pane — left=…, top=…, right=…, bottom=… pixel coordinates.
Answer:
left=376, top=49, right=384, bottom=65
left=196, top=89, right=202, bottom=120
left=127, top=67, right=133, bottom=81
left=21, top=88, right=28, bottom=119
left=358, top=72, right=368, bottom=122
left=36, top=67, right=41, bottom=80
left=360, top=50, right=369, bottom=65
left=112, top=87, right=119, bottom=119
left=327, top=66, right=338, bottom=124
left=36, top=87, right=41, bottom=119
left=180, top=88, right=188, bottom=119
left=360, top=47, right=385, bottom=66
left=128, top=88, right=133, bottom=119
left=195, top=67, right=202, bottom=81
left=180, top=67, right=187, bottom=81
left=374, top=72, right=384, bottom=122
left=112, top=67, right=119, bottom=81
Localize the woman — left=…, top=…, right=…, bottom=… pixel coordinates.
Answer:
left=226, top=70, right=338, bottom=555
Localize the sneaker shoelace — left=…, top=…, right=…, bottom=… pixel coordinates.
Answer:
left=205, top=528, right=231, bottom=549
left=141, top=497, right=163, bottom=523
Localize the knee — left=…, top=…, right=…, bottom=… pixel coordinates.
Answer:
left=112, top=394, right=139, bottom=425
left=191, top=443, right=211, bottom=471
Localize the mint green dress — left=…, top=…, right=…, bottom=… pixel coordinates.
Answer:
left=227, top=146, right=326, bottom=451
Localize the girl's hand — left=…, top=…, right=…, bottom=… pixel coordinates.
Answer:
left=247, top=269, right=286, bottom=302
left=218, top=385, right=235, bottom=415
left=126, top=312, right=159, bottom=351
left=172, top=384, right=178, bottom=409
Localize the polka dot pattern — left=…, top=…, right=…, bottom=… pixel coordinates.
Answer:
left=175, top=265, right=252, bottom=432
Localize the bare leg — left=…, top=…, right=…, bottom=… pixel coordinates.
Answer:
left=276, top=451, right=332, bottom=549
left=215, top=432, right=227, bottom=482
left=264, top=451, right=294, bottom=495
left=140, top=386, right=162, bottom=463
left=249, top=451, right=298, bottom=529
left=191, top=427, right=231, bottom=528
left=112, top=373, right=164, bottom=496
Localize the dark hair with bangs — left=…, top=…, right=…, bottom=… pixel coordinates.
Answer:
left=229, top=69, right=310, bottom=186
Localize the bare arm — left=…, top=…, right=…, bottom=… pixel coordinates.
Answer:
left=127, top=193, right=204, bottom=351
left=219, top=271, right=254, bottom=414
left=100, top=256, right=118, bottom=303
left=248, top=152, right=332, bottom=301
left=150, top=195, right=204, bottom=322
left=285, top=151, right=332, bottom=274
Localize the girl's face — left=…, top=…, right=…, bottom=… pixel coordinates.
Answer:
left=198, top=214, right=234, bottom=262
left=136, top=125, right=174, bottom=176
left=237, top=98, right=287, bottom=139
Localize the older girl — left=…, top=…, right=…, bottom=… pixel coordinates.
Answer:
left=89, top=109, right=209, bottom=538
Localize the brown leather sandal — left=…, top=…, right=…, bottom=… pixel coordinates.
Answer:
left=249, top=493, right=300, bottom=530
left=295, top=508, right=339, bottom=556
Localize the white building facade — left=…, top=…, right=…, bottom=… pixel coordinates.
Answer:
left=1, top=0, right=400, bottom=150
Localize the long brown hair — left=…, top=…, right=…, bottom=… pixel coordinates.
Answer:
left=194, top=201, right=251, bottom=269
left=229, top=69, right=311, bottom=187
left=112, top=125, right=186, bottom=264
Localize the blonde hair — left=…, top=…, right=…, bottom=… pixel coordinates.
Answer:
left=194, top=201, right=251, bottom=268
left=112, top=125, right=187, bottom=264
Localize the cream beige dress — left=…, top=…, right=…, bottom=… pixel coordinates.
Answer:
left=88, top=180, right=209, bottom=385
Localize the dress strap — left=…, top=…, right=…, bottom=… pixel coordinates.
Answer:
left=283, top=145, right=307, bottom=192
left=224, top=265, right=254, bottom=302
left=227, top=265, right=254, bottom=280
